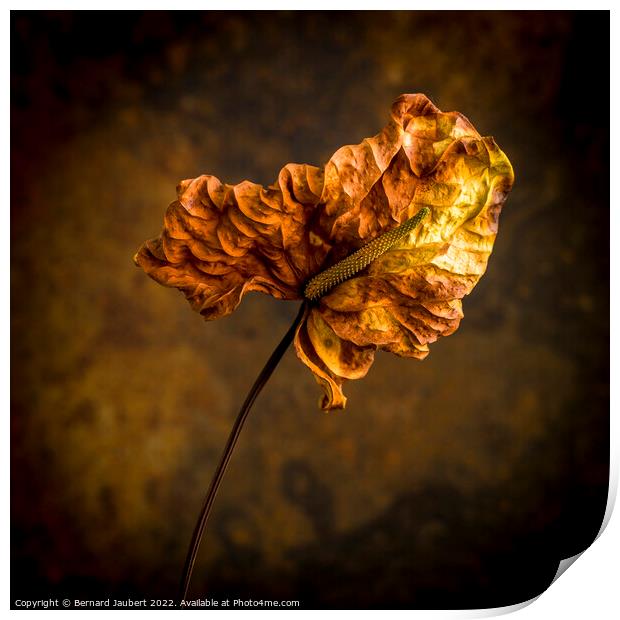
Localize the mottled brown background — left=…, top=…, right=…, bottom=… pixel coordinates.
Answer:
left=11, top=11, right=609, bottom=609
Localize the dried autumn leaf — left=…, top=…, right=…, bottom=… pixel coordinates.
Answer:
left=135, top=94, right=514, bottom=410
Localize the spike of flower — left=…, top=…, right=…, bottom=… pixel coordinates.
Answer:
left=304, top=207, right=430, bottom=301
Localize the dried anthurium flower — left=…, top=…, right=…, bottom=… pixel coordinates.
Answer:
left=135, top=94, right=514, bottom=410
left=135, top=94, right=514, bottom=598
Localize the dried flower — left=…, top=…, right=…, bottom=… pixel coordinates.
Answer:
left=135, top=94, right=514, bottom=410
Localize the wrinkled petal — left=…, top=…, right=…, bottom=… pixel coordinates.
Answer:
left=135, top=165, right=329, bottom=320
left=294, top=307, right=375, bottom=410
left=293, top=307, right=347, bottom=411
left=135, top=93, right=514, bottom=410
left=313, top=117, right=513, bottom=408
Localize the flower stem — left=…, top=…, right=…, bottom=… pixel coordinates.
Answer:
left=179, top=300, right=308, bottom=601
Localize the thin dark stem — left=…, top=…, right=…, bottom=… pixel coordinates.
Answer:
left=179, top=301, right=308, bottom=601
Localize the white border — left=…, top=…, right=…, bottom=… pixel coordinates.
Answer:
left=5, top=4, right=616, bottom=618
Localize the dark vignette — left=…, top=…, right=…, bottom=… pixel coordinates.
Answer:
left=11, top=10, right=609, bottom=609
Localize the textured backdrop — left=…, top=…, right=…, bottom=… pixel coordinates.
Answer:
left=11, top=11, right=609, bottom=608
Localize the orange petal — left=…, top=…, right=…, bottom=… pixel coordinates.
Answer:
left=293, top=308, right=347, bottom=411
left=135, top=94, right=513, bottom=408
